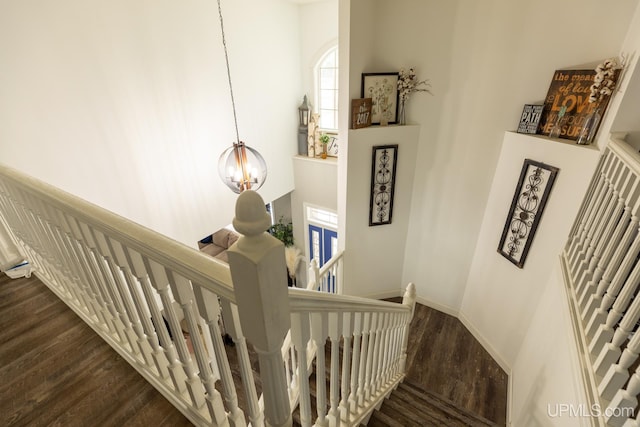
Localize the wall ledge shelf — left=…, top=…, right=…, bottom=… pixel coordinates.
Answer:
left=293, top=155, right=338, bottom=165
left=506, top=131, right=601, bottom=152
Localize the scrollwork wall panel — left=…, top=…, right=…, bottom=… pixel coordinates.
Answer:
left=498, top=159, right=559, bottom=268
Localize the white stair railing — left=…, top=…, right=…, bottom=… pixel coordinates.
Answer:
left=307, top=250, right=344, bottom=293
left=562, top=136, right=640, bottom=426
left=0, top=164, right=416, bottom=427
left=287, top=284, right=416, bottom=427
left=0, top=164, right=256, bottom=427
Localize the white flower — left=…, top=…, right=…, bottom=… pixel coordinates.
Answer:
left=589, top=57, right=620, bottom=103
left=397, top=67, right=433, bottom=102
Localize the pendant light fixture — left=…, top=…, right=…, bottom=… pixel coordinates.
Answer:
left=216, top=0, right=267, bottom=193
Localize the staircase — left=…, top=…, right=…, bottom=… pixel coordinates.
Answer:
left=368, top=381, right=498, bottom=427
left=0, top=163, right=507, bottom=426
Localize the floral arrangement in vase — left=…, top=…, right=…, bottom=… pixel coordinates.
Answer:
left=577, top=57, right=622, bottom=145
left=319, top=133, right=330, bottom=159
left=397, top=68, right=432, bottom=125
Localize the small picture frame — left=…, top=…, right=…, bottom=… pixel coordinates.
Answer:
left=361, top=73, right=399, bottom=125
left=369, top=145, right=398, bottom=226
left=498, top=159, right=559, bottom=268
left=326, top=133, right=339, bottom=157
left=517, top=104, right=544, bottom=134
left=352, top=98, right=372, bottom=129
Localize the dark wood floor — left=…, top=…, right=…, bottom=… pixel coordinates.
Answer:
left=0, top=274, right=507, bottom=426
left=387, top=297, right=508, bottom=425
left=0, top=273, right=192, bottom=427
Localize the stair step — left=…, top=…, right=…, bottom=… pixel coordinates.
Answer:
left=368, top=381, right=498, bottom=427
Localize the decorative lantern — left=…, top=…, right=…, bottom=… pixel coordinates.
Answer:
left=298, top=95, right=310, bottom=155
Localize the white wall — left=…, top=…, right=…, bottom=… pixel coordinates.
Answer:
left=342, top=126, right=420, bottom=297
left=299, top=0, right=339, bottom=108
left=0, top=0, right=301, bottom=247
left=289, top=0, right=339, bottom=283
left=340, top=0, right=636, bottom=314
left=290, top=156, right=338, bottom=274
left=461, top=132, right=601, bottom=371
left=510, top=266, right=588, bottom=427
left=508, top=4, right=640, bottom=424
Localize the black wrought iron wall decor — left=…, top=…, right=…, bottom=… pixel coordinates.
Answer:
left=498, top=159, right=559, bottom=268
left=369, top=144, right=398, bottom=226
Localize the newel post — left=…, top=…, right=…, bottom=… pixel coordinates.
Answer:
left=227, top=191, right=292, bottom=427
left=399, top=282, right=416, bottom=373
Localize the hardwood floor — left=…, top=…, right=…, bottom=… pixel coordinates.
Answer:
left=384, top=297, right=508, bottom=425
left=0, top=273, right=192, bottom=427
left=0, top=273, right=507, bottom=426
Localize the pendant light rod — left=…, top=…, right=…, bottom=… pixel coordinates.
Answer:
left=217, top=0, right=241, bottom=145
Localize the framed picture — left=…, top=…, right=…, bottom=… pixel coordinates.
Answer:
left=369, top=145, right=398, bottom=226
left=361, top=73, right=399, bottom=125
left=326, top=133, right=339, bottom=157
left=517, top=104, right=543, bottom=134
left=498, top=159, right=559, bottom=268
left=352, top=98, right=372, bottom=129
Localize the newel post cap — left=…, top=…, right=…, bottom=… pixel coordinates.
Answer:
left=232, top=190, right=271, bottom=237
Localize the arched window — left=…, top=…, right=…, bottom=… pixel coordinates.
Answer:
left=315, top=46, right=338, bottom=131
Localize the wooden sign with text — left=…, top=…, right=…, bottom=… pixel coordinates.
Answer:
left=517, top=104, right=544, bottom=134
left=352, top=98, right=372, bottom=129
left=538, top=69, right=616, bottom=141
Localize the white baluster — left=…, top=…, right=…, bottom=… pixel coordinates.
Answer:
left=128, top=252, right=171, bottom=380
left=572, top=182, right=616, bottom=280
left=289, top=345, right=299, bottom=401
left=340, top=312, right=353, bottom=424
left=567, top=150, right=608, bottom=239
left=92, top=232, right=139, bottom=352
left=585, top=218, right=639, bottom=338
left=569, top=153, right=615, bottom=266
left=576, top=189, right=625, bottom=305
left=194, top=285, right=246, bottom=427
left=588, top=227, right=640, bottom=349
left=349, top=312, right=362, bottom=414
left=581, top=207, right=634, bottom=323
left=328, top=312, right=341, bottom=425
left=594, top=292, right=640, bottom=377
left=146, top=259, right=190, bottom=395
left=291, top=312, right=312, bottom=427
left=227, top=190, right=292, bottom=427
left=600, top=326, right=640, bottom=401
left=567, top=174, right=605, bottom=260
left=364, top=312, right=378, bottom=403
left=311, top=312, right=328, bottom=426
left=170, top=272, right=229, bottom=424
left=371, top=313, right=384, bottom=391
left=357, top=312, right=370, bottom=407
left=220, top=299, right=264, bottom=427
left=605, top=366, right=640, bottom=427
left=380, top=312, right=392, bottom=386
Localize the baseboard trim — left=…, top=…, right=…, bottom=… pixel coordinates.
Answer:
left=458, top=310, right=511, bottom=375
left=415, top=295, right=459, bottom=318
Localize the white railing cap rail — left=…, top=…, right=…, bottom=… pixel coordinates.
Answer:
left=288, top=287, right=410, bottom=314
left=0, top=163, right=235, bottom=301
left=609, top=133, right=640, bottom=177
left=318, top=248, right=344, bottom=274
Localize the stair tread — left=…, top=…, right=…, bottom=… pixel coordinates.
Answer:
left=368, top=380, right=498, bottom=427
left=398, top=381, right=497, bottom=426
